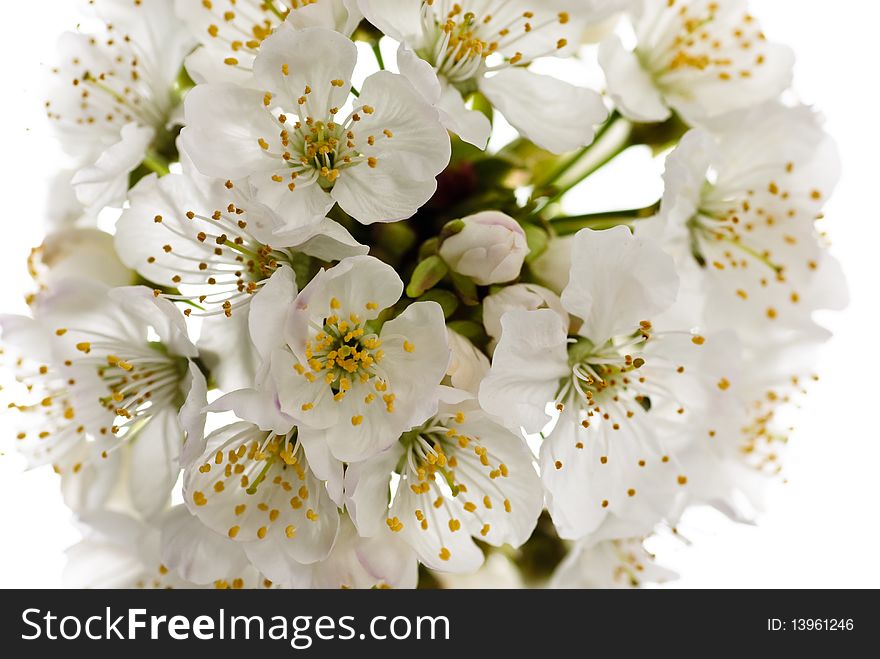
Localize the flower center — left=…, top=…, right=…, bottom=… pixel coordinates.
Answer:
left=390, top=410, right=511, bottom=552
left=258, top=81, right=393, bottom=192
left=69, top=338, right=187, bottom=437
left=686, top=166, right=826, bottom=319
left=46, top=26, right=177, bottom=145
left=557, top=329, right=659, bottom=430
left=296, top=297, right=394, bottom=416
left=642, top=3, right=769, bottom=85
left=148, top=189, right=304, bottom=318
left=418, top=1, right=571, bottom=86
left=190, top=427, right=322, bottom=543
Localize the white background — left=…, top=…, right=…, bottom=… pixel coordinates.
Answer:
left=0, top=1, right=877, bottom=588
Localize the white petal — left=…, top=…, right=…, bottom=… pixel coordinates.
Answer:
left=444, top=404, right=544, bottom=548
left=160, top=505, right=250, bottom=585
left=396, top=44, right=442, bottom=105
left=183, top=423, right=339, bottom=565
left=598, top=35, right=671, bottom=123
left=109, top=286, right=198, bottom=358
left=478, top=309, right=569, bottom=434
left=332, top=165, right=438, bottom=224
left=393, top=482, right=484, bottom=573
left=436, top=83, right=492, bottom=150
left=180, top=84, right=279, bottom=179
left=483, top=283, right=568, bottom=344
left=39, top=227, right=132, bottom=290
left=285, top=0, right=363, bottom=36
left=358, top=0, right=423, bottom=41
left=655, top=129, right=716, bottom=234
left=197, top=312, right=261, bottom=393
left=562, top=226, right=679, bottom=344
left=249, top=265, right=297, bottom=361
left=480, top=69, right=607, bottom=154
left=280, top=217, right=369, bottom=261
left=253, top=26, right=356, bottom=115
left=179, top=361, right=209, bottom=469
left=356, top=71, right=451, bottom=182
left=60, top=441, right=122, bottom=514
left=540, top=411, right=678, bottom=540
left=447, top=330, right=490, bottom=395
left=129, top=407, right=182, bottom=519
left=72, top=123, right=154, bottom=211
left=209, top=386, right=297, bottom=436
left=377, top=301, right=450, bottom=425
left=311, top=516, right=418, bottom=589
left=550, top=538, right=676, bottom=588
left=297, top=429, right=345, bottom=506
left=252, top=172, right=334, bottom=225
left=343, top=445, right=402, bottom=537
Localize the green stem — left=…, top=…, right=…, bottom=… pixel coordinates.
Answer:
left=533, top=112, right=634, bottom=214
left=538, top=110, right=622, bottom=188
left=550, top=200, right=661, bottom=235
left=372, top=42, right=386, bottom=70
left=350, top=85, right=360, bottom=98
left=142, top=150, right=171, bottom=176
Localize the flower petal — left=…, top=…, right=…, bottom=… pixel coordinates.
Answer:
left=479, top=309, right=569, bottom=434
left=180, top=84, right=280, bottom=179
left=480, top=69, right=607, bottom=153
left=253, top=26, right=356, bottom=115
left=160, top=505, right=250, bottom=585
left=598, top=35, right=671, bottom=123
left=562, top=226, right=679, bottom=344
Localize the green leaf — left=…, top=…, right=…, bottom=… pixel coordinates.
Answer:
left=417, top=289, right=460, bottom=319
left=447, top=320, right=488, bottom=346
left=523, top=223, right=549, bottom=263
left=406, top=256, right=448, bottom=298
left=450, top=272, right=479, bottom=306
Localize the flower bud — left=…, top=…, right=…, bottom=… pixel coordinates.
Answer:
left=439, top=211, right=529, bottom=286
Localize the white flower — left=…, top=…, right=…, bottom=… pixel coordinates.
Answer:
left=360, top=0, right=608, bottom=150
left=482, top=283, right=567, bottom=352
left=291, top=515, right=419, bottom=588
left=646, top=103, right=846, bottom=341
left=599, top=0, right=794, bottom=124
left=176, top=0, right=364, bottom=84
left=670, top=335, right=822, bottom=523
left=223, top=256, right=451, bottom=467
left=439, top=211, right=529, bottom=286
left=345, top=390, right=543, bottom=573
left=45, top=0, right=194, bottom=210
left=35, top=280, right=204, bottom=518
left=550, top=537, right=676, bottom=588
left=182, top=421, right=341, bottom=586
left=116, top=160, right=366, bottom=391
left=180, top=26, right=451, bottom=224
left=480, top=227, right=736, bottom=539
left=116, top=170, right=365, bottom=319
left=1, top=314, right=122, bottom=514
left=65, top=509, right=266, bottom=589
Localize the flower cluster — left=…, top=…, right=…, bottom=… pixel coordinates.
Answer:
left=2, top=0, right=844, bottom=589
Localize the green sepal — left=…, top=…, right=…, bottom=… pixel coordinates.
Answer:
left=406, top=255, right=448, bottom=298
